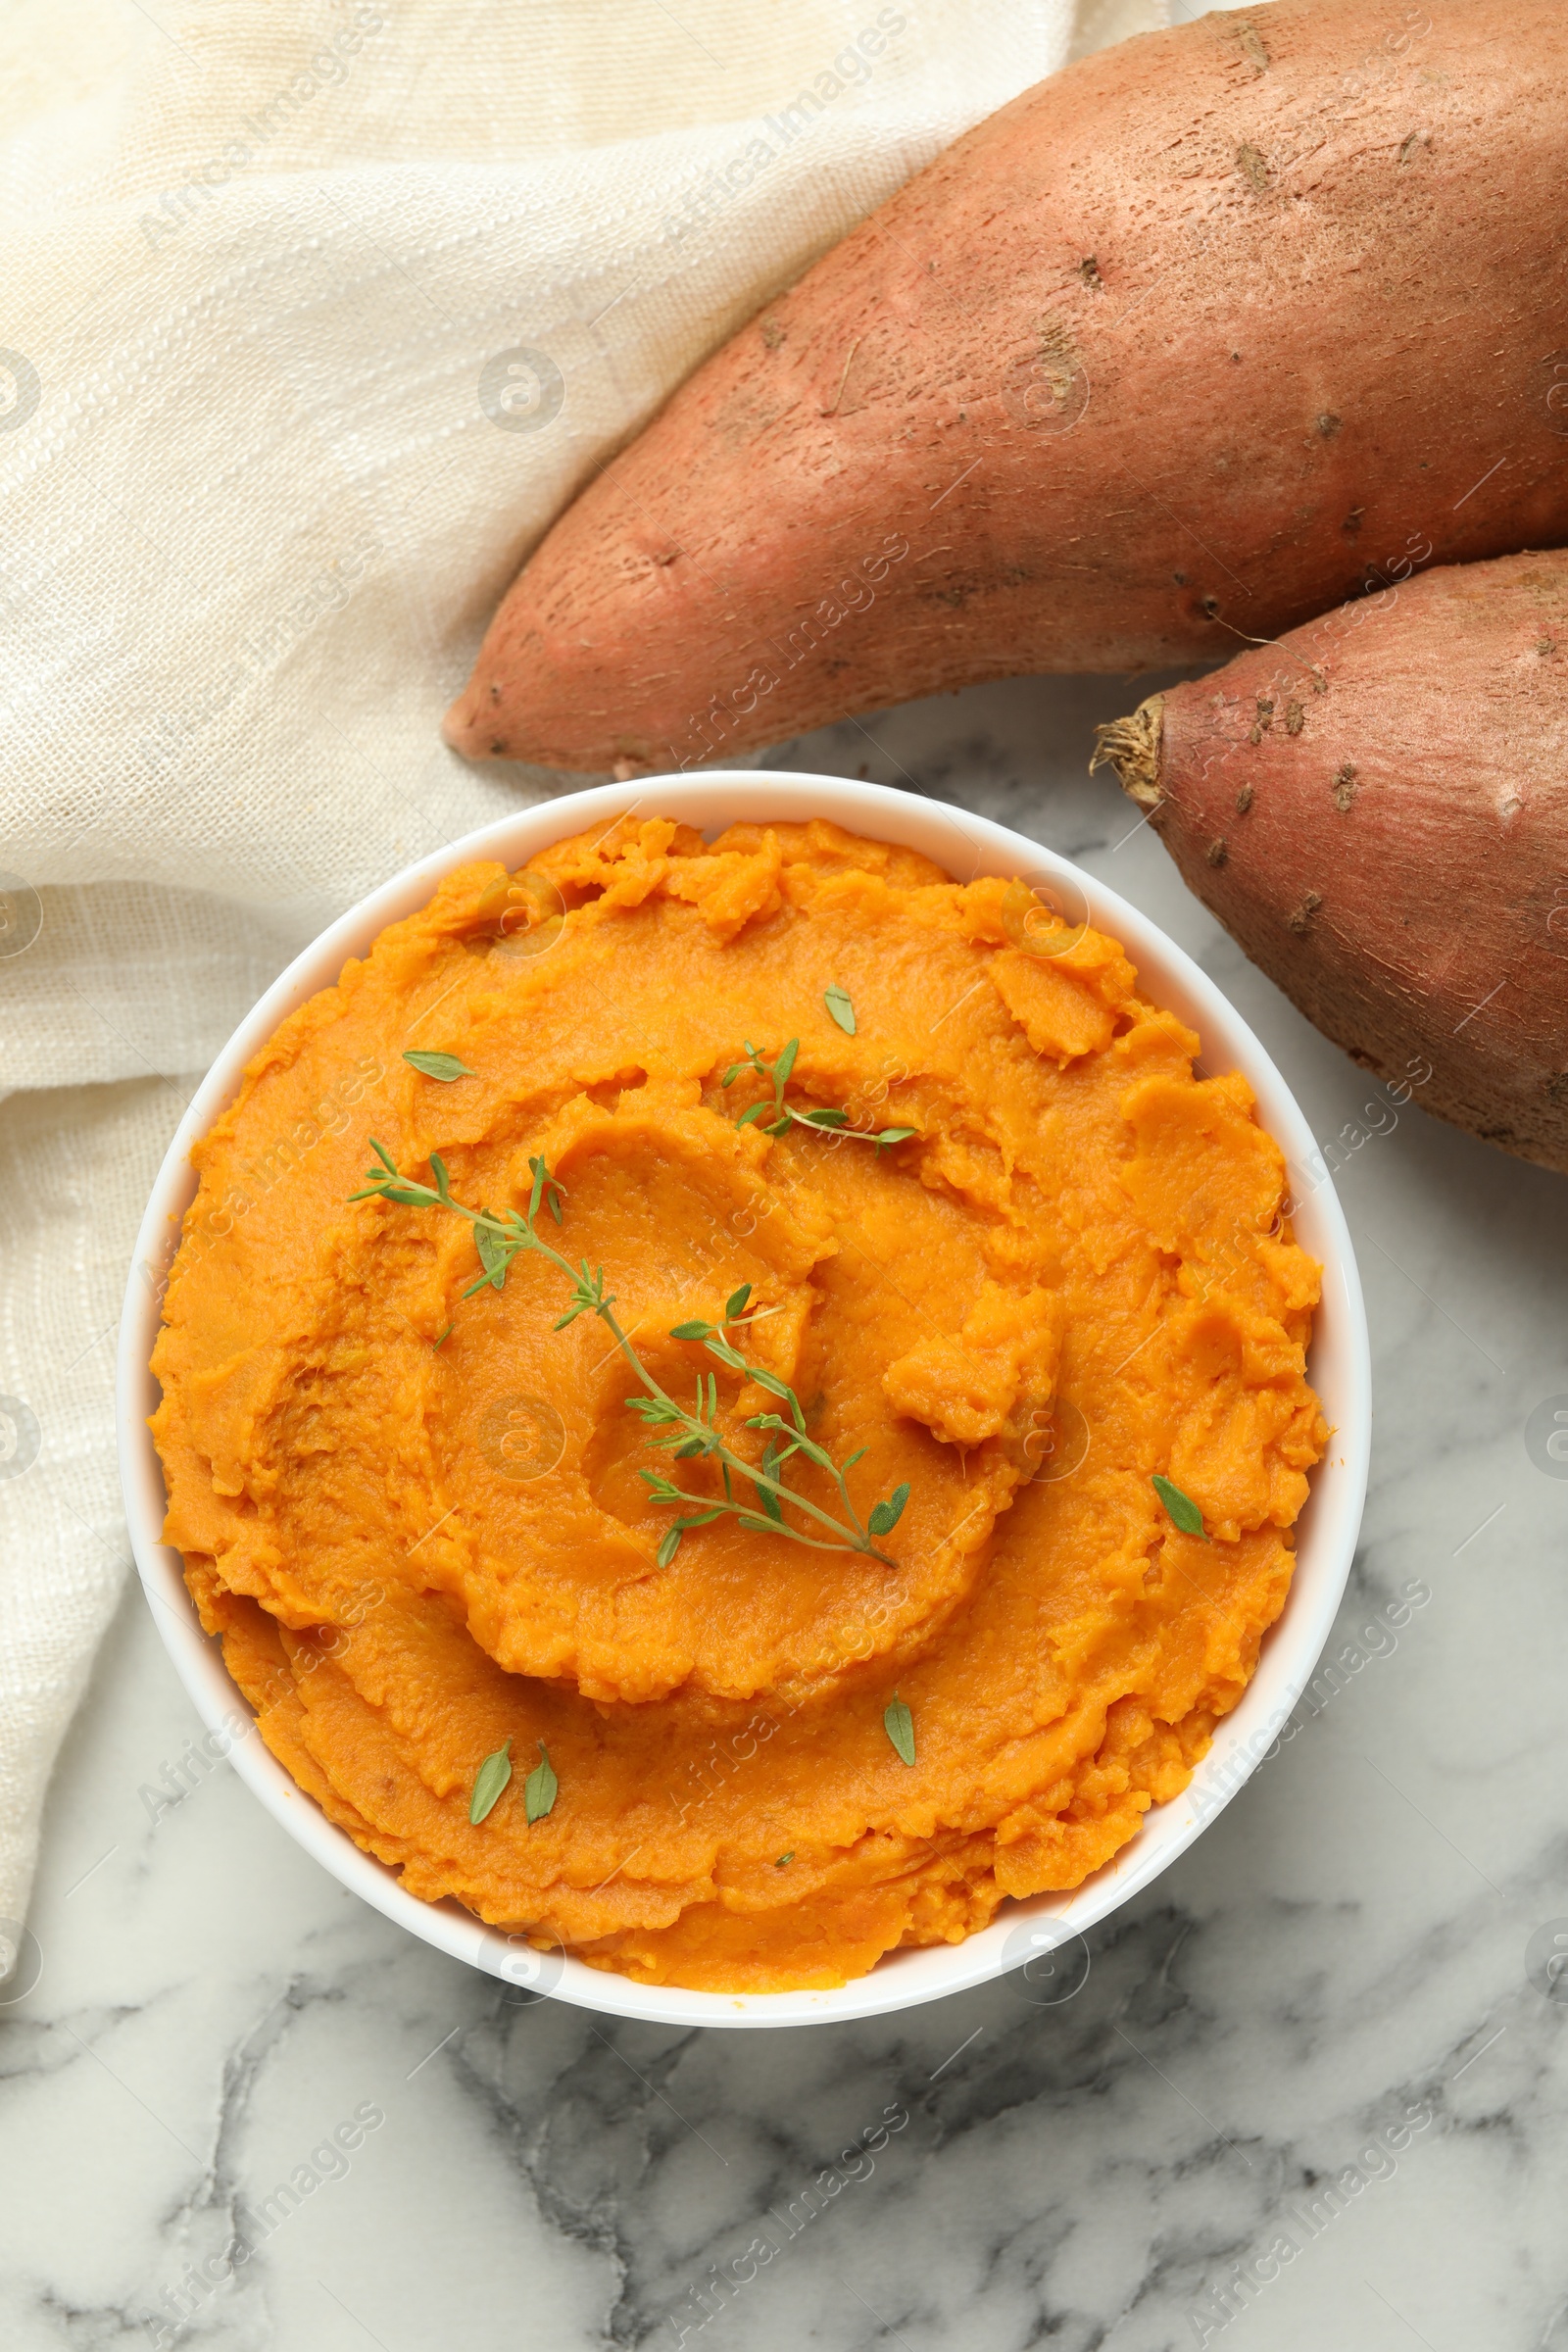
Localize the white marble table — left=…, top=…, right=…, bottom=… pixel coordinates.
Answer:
left=5, top=672, right=1565, bottom=2352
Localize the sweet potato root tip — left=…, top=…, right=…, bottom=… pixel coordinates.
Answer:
left=1090, top=696, right=1164, bottom=808
left=442, top=696, right=476, bottom=753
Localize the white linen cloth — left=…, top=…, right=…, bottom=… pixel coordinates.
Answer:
left=0, top=0, right=1167, bottom=1952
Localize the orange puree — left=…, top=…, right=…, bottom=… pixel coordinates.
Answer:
left=151, top=817, right=1326, bottom=1992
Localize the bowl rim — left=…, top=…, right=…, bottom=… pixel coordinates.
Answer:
left=116, top=770, right=1370, bottom=2028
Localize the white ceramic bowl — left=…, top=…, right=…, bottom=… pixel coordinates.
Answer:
left=117, top=772, right=1370, bottom=2029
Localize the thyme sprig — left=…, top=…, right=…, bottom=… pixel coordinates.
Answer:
left=348, top=1142, right=907, bottom=1567
left=721, top=1038, right=915, bottom=1153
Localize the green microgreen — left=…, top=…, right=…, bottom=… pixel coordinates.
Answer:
left=1152, top=1473, right=1208, bottom=1541
left=524, top=1741, right=558, bottom=1824
left=823, top=985, right=857, bottom=1035
left=883, top=1694, right=916, bottom=1768
left=468, top=1740, right=513, bottom=1824
left=349, top=1141, right=909, bottom=1569
left=720, top=1038, right=914, bottom=1153
left=403, top=1050, right=474, bottom=1082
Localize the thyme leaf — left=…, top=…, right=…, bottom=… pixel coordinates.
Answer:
left=757, top=1437, right=785, bottom=1522
left=884, top=1694, right=916, bottom=1768
left=868, top=1482, right=909, bottom=1538
left=469, top=1740, right=513, bottom=1824
left=824, top=984, right=857, bottom=1035
left=1152, top=1473, right=1208, bottom=1542
left=473, top=1218, right=511, bottom=1290
left=524, top=1741, right=558, bottom=1824
left=403, top=1050, right=474, bottom=1082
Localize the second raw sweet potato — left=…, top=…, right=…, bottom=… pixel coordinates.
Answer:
left=1091, top=548, right=1568, bottom=1172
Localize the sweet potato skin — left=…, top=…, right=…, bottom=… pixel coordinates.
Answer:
left=446, top=0, right=1568, bottom=775
left=1093, top=549, right=1568, bottom=1172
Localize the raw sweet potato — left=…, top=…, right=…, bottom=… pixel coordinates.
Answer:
left=1089, top=548, right=1568, bottom=1172
left=445, top=0, right=1568, bottom=776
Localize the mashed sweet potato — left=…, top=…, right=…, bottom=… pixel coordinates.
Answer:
left=151, top=817, right=1326, bottom=1992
